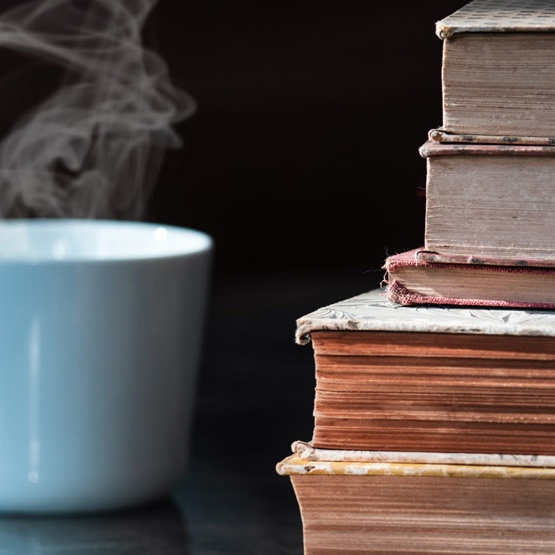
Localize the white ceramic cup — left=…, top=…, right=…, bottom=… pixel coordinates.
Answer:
left=0, top=220, right=212, bottom=513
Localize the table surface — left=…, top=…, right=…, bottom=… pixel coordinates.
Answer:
left=0, top=271, right=373, bottom=554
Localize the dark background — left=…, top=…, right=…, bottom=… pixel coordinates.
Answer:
left=0, top=1, right=467, bottom=553
left=147, top=0, right=466, bottom=277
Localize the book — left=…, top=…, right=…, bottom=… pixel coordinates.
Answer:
left=296, top=288, right=555, bottom=454
left=420, top=140, right=555, bottom=262
left=437, top=0, right=555, bottom=139
left=383, top=248, right=555, bottom=308
left=277, top=452, right=555, bottom=554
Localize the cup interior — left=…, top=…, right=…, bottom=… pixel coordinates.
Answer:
left=0, top=219, right=212, bottom=262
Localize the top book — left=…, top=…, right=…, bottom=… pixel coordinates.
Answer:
left=437, top=0, right=555, bottom=139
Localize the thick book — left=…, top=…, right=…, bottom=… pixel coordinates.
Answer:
left=437, top=0, right=555, bottom=139
left=420, top=140, right=555, bottom=261
left=277, top=452, right=555, bottom=554
left=383, top=248, right=555, bottom=308
left=296, top=288, right=555, bottom=454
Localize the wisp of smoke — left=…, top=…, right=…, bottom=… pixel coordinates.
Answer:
left=0, top=0, right=195, bottom=219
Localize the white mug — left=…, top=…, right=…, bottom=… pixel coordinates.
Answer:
left=0, top=219, right=212, bottom=513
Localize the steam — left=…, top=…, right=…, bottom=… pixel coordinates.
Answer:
left=0, top=0, right=194, bottom=219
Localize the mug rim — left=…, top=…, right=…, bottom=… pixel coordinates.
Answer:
left=0, top=219, right=213, bottom=264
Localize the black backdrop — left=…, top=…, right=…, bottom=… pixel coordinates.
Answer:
left=147, top=0, right=465, bottom=279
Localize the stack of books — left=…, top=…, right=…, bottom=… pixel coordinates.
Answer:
left=384, top=0, right=555, bottom=309
left=277, top=1, right=555, bottom=553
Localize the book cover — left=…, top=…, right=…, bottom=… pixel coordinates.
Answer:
left=420, top=140, right=555, bottom=158
left=416, top=248, right=555, bottom=269
left=277, top=453, right=555, bottom=480
left=295, top=288, right=555, bottom=346
left=384, top=248, right=555, bottom=308
left=428, top=128, right=555, bottom=147
left=436, top=0, right=555, bottom=39
left=290, top=440, right=555, bottom=468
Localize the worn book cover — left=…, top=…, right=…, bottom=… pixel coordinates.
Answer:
left=296, top=288, right=555, bottom=346
left=384, top=248, right=555, bottom=308
left=429, top=128, right=555, bottom=147
left=290, top=440, right=555, bottom=467
left=436, top=0, right=555, bottom=39
left=416, top=248, right=555, bottom=269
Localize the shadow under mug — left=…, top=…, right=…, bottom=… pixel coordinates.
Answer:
left=0, top=219, right=212, bottom=513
